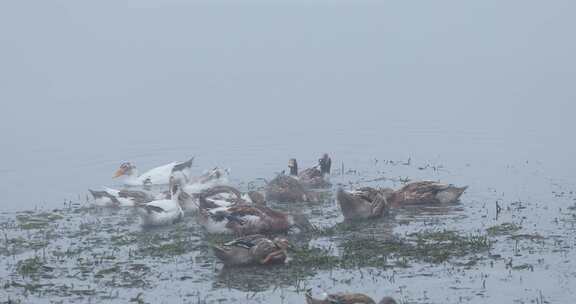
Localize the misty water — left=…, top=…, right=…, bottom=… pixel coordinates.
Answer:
left=1, top=1, right=576, bottom=303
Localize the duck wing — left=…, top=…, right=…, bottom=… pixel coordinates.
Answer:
left=118, top=189, right=155, bottom=205
left=392, top=181, right=451, bottom=205
left=224, top=234, right=267, bottom=249
left=139, top=162, right=177, bottom=184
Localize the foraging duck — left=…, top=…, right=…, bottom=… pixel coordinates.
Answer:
left=113, top=157, right=194, bottom=186
left=198, top=204, right=312, bottom=235
left=337, top=187, right=389, bottom=220
left=212, top=234, right=289, bottom=266
left=265, top=173, right=320, bottom=203
left=288, top=157, right=331, bottom=189
left=385, top=181, right=467, bottom=207
left=88, top=188, right=159, bottom=207
left=188, top=167, right=229, bottom=185
left=305, top=290, right=397, bottom=304
left=136, top=177, right=184, bottom=227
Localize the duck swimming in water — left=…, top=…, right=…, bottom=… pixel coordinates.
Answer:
left=88, top=188, right=159, bottom=207
left=264, top=173, right=321, bottom=203
left=195, top=185, right=266, bottom=209
left=288, top=156, right=331, bottom=189
left=336, top=187, right=389, bottom=220
left=135, top=177, right=184, bottom=227
left=113, top=157, right=194, bottom=186
left=212, top=234, right=290, bottom=266
left=385, top=181, right=467, bottom=207
left=198, top=204, right=312, bottom=235
left=305, top=289, right=397, bottom=304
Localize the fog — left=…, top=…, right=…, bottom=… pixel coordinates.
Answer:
left=0, top=0, right=575, bottom=210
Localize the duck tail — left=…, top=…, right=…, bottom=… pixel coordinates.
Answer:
left=437, top=185, right=468, bottom=204
left=88, top=189, right=99, bottom=198
left=172, top=157, right=195, bottom=173
left=453, top=185, right=468, bottom=198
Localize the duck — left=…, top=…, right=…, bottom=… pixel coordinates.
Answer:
left=264, top=172, right=321, bottom=203
left=385, top=181, right=467, bottom=207
left=198, top=204, right=312, bottom=235
left=187, top=167, right=230, bottom=187
left=113, top=157, right=194, bottom=186
left=305, top=290, right=397, bottom=304
left=212, top=234, right=290, bottom=266
left=88, top=188, right=159, bottom=207
left=195, top=185, right=265, bottom=209
left=336, top=187, right=389, bottom=220
left=135, top=177, right=184, bottom=227
left=288, top=156, right=332, bottom=189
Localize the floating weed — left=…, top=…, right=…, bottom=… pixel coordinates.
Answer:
left=16, top=256, right=53, bottom=279
left=290, top=229, right=491, bottom=269
left=16, top=212, right=64, bottom=230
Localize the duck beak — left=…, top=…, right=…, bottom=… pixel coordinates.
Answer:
left=113, top=168, right=125, bottom=178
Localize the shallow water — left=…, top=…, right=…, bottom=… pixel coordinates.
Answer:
left=1, top=157, right=576, bottom=303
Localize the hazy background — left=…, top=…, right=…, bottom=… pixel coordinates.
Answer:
left=1, top=0, right=575, bottom=211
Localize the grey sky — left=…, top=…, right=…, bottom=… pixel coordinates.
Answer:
left=0, top=1, right=575, bottom=209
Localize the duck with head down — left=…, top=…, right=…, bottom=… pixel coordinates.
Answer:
left=198, top=203, right=312, bottom=235
left=337, top=187, right=389, bottom=221
left=305, top=289, right=397, bottom=304
left=88, top=188, right=160, bottom=207
left=212, top=234, right=290, bottom=266
left=385, top=181, right=467, bottom=207
left=264, top=170, right=321, bottom=203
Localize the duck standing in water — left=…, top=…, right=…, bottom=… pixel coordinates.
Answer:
left=212, top=234, right=290, bottom=266
left=198, top=204, right=312, bottom=235
left=305, top=289, right=397, bottom=304
left=336, top=187, right=389, bottom=220
left=385, top=181, right=467, bottom=207
left=113, top=157, right=194, bottom=186
left=135, top=177, right=184, bottom=227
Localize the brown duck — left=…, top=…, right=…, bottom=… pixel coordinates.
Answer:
left=337, top=187, right=389, bottom=220
left=212, top=234, right=289, bottom=266
left=264, top=172, right=320, bottom=203
left=198, top=203, right=312, bottom=235
left=385, top=181, right=467, bottom=207
left=288, top=156, right=332, bottom=189
left=305, top=289, right=397, bottom=304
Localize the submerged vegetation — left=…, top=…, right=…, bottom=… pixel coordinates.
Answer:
left=1, top=160, right=576, bottom=303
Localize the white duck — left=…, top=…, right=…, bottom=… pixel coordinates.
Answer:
left=136, top=177, right=185, bottom=227
left=113, top=157, right=194, bottom=186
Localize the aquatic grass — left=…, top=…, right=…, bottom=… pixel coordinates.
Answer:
left=16, top=212, right=64, bottom=230
left=289, top=229, right=492, bottom=270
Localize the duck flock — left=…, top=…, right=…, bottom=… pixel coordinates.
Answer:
left=89, top=154, right=467, bottom=304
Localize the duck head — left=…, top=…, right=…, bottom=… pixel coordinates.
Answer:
left=273, top=237, right=290, bottom=250
left=113, top=162, right=137, bottom=178
left=288, top=159, right=298, bottom=176
left=319, top=153, right=331, bottom=175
